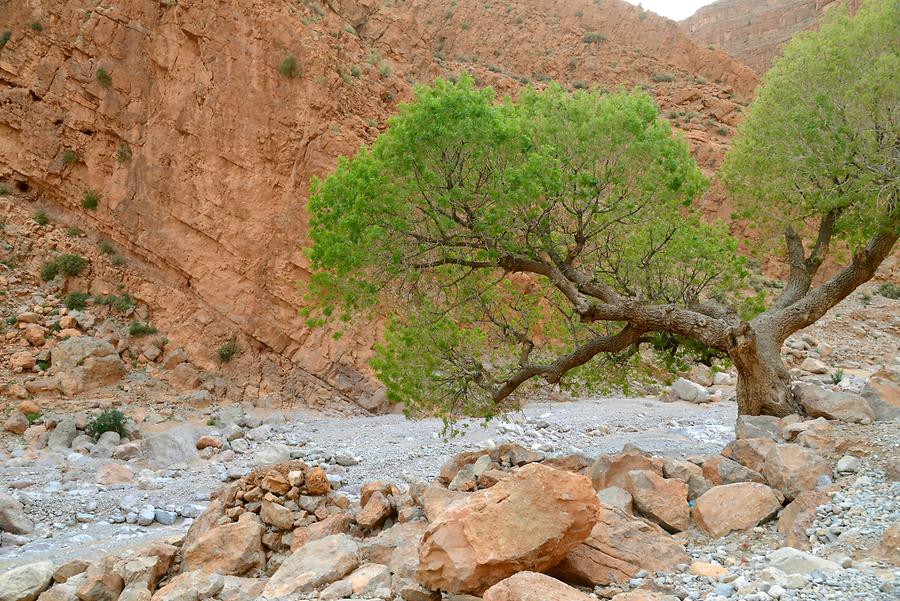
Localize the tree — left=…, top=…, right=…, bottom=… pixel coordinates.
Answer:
left=305, top=1, right=897, bottom=421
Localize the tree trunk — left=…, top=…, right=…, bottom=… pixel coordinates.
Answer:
left=728, top=325, right=802, bottom=417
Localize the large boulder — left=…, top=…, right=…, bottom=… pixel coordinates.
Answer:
left=777, top=490, right=830, bottom=549
left=621, top=470, right=690, bottom=533
left=50, top=337, right=125, bottom=394
left=692, top=483, right=784, bottom=538
left=590, top=446, right=663, bottom=491
left=262, top=534, right=359, bottom=598
left=862, top=365, right=900, bottom=421
left=793, top=383, right=875, bottom=424
left=0, top=561, right=54, bottom=601
left=0, top=492, right=34, bottom=535
left=143, top=427, right=199, bottom=469
left=482, top=572, right=592, bottom=601
left=182, top=515, right=265, bottom=575
left=735, top=415, right=782, bottom=441
left=150, top=571, right=224, bottom=601
left=669, top=378, right=709, bottom=403
left=720, top=437, right=776, bottom=473
left=701, top=456, right=765, bottom=486
left=417, top=463, right=600, bottom=594
left=762, top=444, right=830, bottom=501
left=550, top=504, right=688, bottom=586
left=767, top=547, right=842, bottom=577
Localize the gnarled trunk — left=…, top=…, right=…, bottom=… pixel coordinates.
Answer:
left=728, top=325, right=802, bottom=417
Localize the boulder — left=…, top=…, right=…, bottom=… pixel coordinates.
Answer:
left=305, top=467, right=330, bottom=495
left=762, top=444, right=830, bottom=501
left=262, top=534, right=359, bottom=597
left=597, top=487, right=633, bottom=515
left=590, top=446, right=663, bottom=491
left=96, top=464, right=134, bottom=485
left=290, top=513, right=353, bottom=552
left=0, top=492, right=34, bottom=535
left=417, top=463, right=600, bottom=594
left=50, top=337, right=125, bottom=394
left=182, top=515, right=265, bottom=575
left=777, top=490, right=830, bottom=549
left=767, top=547, right=842, bottom=576
left=10, top=352, right=35, bottom=371
left=47, top=419, right=78, bottom=452
left=550, top=504, right=688, bottom=586
left=669, top=378, right=709, bottom=403
left=720, top=437, right=776, bottom=473
left=701, top=456, right=765, bottom=486
left=692, top=483, right=784, bottom=538
left=356, top=491, right=393, bottom=530
left=259, top=501, right=293, bottom=530
left=0, top=561, right=54, bottom=601
left=799, top=357, right=829, bottom=374
left=4, top=412, right=29, bottom=435
left=150, top=571, right=223, bottom=601
left=862, top=366, right=900, bottom=421
left=793, top=383, right=875, bottom=424
left=621, top=470, right=690, bottom=533
left=482, top=572, right=591, bottom=601
left=74, top=571, right=124, bottom=601
left=735, top=415, right=782, bottom=440
left=143, top=427, right=199, bottom=469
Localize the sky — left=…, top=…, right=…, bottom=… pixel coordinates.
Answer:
left=623, top=0, right=718, bottom=21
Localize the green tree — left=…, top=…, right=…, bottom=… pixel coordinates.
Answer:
left=305, top=1, right=897, bottom=421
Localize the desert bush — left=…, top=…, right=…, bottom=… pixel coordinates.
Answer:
left=115, top=143, right=132, bottom=163
left=128, top=321, right=158, bottom=337
left=96, top=67, right=112, bottom=88
left=82, top=190, right=100, bottom=210
left=218, top=340, right=238, bottom=363
left=32, top=209, right=49, bottom=226
left=86, top=409, right=127, bottom=440
left=40, top=254, right=88, bottom=280
left=279, top=54, right=300, bottom=78
left=62, top=149, right=79, bottom=165
left=651, top=73, right=675, bottom=82
left=28, top=22, right=43, bottom=32
left=583, top=32, right=607, bottom=43
left=64, top=292, right=90, bottom=310
left=0, top=31, right=11, bottom=49
left=877, top=283, right=900, bottom=299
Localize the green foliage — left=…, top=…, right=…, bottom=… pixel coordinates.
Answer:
left=279, top=54, right=300, bottom=78
left=0, top=183, right=9, bottom=195
left=98, top=240, right=115, bottom=255
left=128, top=321, right=157, bottom=337
left=28, top=22, right=43, bottom=32
left=64, top=292, right=91, bottom=310
left=25, top=412, right=41, bottom=424
left=32, top=209, right=49, bottom=226
left=722, top=0, right=899, bottom=253
left=651, top=73, right=675, bottom=83
left=40, top=254, right=88, bottom=281
left=66, top=227, right=83, bottom=237
left=96, top=67, right=112, bottom=89
left=877, top=282, right=900, bottom=299
left=62, top=149, right=79, bottom=165
left=82, top=190, right=100, bottom=210
left=115, top=143, right=132, bottom=163
left=86, top=409, right=127, bottom=440
left=0, top=30, right=11, bottom=49
left=94, top=292, right=134, bottom=312
left=378, top=61, right=392, bottom=79
left=583, top=32, right=607, bottom=43
left=830, top=368, right=844, bottom=384
left=306, top=76, right=744, bottom=421
left=218, top=340, right=238, bottom=363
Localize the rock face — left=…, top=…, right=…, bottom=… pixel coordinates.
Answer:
left=482, top=572, right=592, bottom=601
left=550, top=505, right=688, bottom=586
left=692, top=483, right=784, bottom=538
left=0, top=0, right=755, bottom=410
left=262, top=534, right=359, bottom=598
left=0, top=561, right=54, bottom=601
left=417, top=463, right=600, bottom=594
left=681, top=0, right=863, bottom=74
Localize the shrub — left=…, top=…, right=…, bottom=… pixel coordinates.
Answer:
left=128, top=321, right=158, bottom=337
left=28, top=22, right=43, bottom=32
left=350, top=65, right=361, bottom=78
left=0, top=30, right=10, bottom=49
left=830, top=368, right=844, bottom=384
left=25, top=412, right=41, bottom=424
left=218, top=340, right=238, bottom=363
left=82, top=190, right=100, bottom=210
left=115, top=143, right=132, bottom=163
left=94, top=292, right=134, bottom=312
left=110, top=254, right=125, bottom=267
left=877, top=283, right=900, bottom=299
left=651, top=73, right=675, bottom=83
left=62, top=149, right=79, bottom=165
left=86, top=409, right=127, bottom=440
left=98, top=240, right=115, bottom=255
left=583, top=32, right=607, bottom=43
left=0, top=183, right=9, bottom=195
left=716, top=126, right=730, bottom=136
left=96, top=67, right=112, bottom=88
left=378, top=61, right=392, bottom=79
left=64, top=292, right=91, bottom=310
left=40, top=254, right=88, bottom=281
left=32, top=209, right=49, bottom=226
left=572, top=80, right=587, bottom=89
left=279, top=54, right=300, bottom=78
left=66, top=227, right=83, bottom=237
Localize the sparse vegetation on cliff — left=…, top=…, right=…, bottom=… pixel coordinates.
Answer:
left=40, top=254, right=89, bottom=281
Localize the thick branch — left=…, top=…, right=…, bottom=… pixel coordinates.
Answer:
left=772, top=209, right=839, bottom=311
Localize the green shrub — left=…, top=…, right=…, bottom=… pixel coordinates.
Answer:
left=583, top=32, right=607, bottom=43
left=128, top=321, right=158, bottom=337
left=651, top=73, right=675, bottom=83
left=64, top=292, right=91, bottom=310
left=62, top=149, right=79, bottom=165
left=0, top=30, right=11, bottom=49
left=572, top=80, right=587, bottom=89
left=82, top=190, right=100, bottom=210
left=830, top=368, right=844, bottom=384
left=0, top=183, right=9, bottom=195
left=86, top=409, right=127, bottom=440
left=876, top=282, right=900, bottom=299
left=218, top=340, right=238, bottom=363
left=110, top=254, right=125, bottom=267
left=28, top=22, right=43, bottom=32
left=40, top=254, right=88, bottom=281
left=96, top=67, right=112, bottom=89
left=66, top=227, right=83, bottom=237
left=378, top=61, right=392, bottom=79
left=98, top=240, right=115, bottom=255
left=350, top=65, right=361, bottom=78
left=32, top=209, right=49, bottom=226
left=94, top=292, right=134, bottom=312
left=279, top=54, right=300, bottom=78
left=115, top=143, right=132, bottom=163
left=25, top=412, right=41, bottom=424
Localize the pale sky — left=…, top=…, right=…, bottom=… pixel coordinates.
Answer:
left=623, top=0, right=718, bottom=21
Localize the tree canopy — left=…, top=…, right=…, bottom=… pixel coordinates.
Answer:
left=305, top=0, right=898, bottom=422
